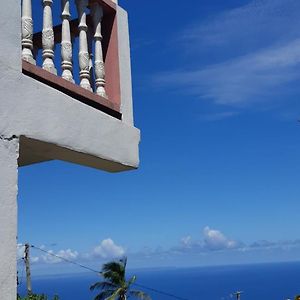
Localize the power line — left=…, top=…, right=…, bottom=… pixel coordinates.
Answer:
left=31, top=245, right=101, bottom=274
left=30, top=244, right=191, bottom=300
left=133, top=283, right=190, bottom=300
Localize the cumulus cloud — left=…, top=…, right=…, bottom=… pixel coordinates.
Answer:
left=41, top=249, right=79, bottom=264
left=175, top=227, right=242, bottom=254
left=92, top=238, right=125, bottom=259
left=18, top=233, right=300, bottom=268
left=202, top=226, right=240, bottom=251
left=17, top=244, right=25, bottom=260
left=17, top=238, right=126, bottom=267
left=174, top=227, right=300, bottom=256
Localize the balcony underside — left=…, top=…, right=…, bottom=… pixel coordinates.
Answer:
left=19, top=136, right=135, bottom=172
left=0, top=70, right=140, bottom=173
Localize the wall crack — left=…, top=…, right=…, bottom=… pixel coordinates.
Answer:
left=0, top=135, right=18, bottom=141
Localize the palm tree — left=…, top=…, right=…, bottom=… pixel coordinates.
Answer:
left=90, top=257, right=151, bottom=300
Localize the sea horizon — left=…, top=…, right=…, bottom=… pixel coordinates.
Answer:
left=18, top=260, right=300, bottom=300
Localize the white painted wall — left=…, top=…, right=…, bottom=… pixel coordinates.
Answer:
left=0, top=137, right=19, bottom=300
left=0, top=1, right=139, bottom=299
left=118, top=6, right=135, bottom=126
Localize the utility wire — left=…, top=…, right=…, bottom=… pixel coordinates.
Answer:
left=30, top=244, right=191, bottom=300
left=133, top=283, right=190, bottom=300
left=31, top=245, right=101, bottom=274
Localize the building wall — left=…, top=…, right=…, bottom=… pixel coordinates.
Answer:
left=0, top=136, right=19, bottom=300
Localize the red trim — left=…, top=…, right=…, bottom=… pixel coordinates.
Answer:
left=22, top=60, right=122, bottom=120
left=102, top=7, right=121, bottom=109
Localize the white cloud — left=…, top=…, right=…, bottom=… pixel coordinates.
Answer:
left=175, top=227, right=300, bottom=256
left=249, top=239, right=300, bottom=250
left=41, top=249, right=79, bottom=264
left=157, top=38, right=300, bottom=106
left=155, top=0, right=300, bottom=110
left=181, top=236, right=192, bottom=248
left=16, top=239, right=125, bottom=267
left=17, top=244, right=25, bottom=260
left=203, top=226, right=239, bottom=251
left=92, top=238, right=125, bottom=259
left=198, top=111, right=239, bottom=121
left=180, top=0, right=300, bottom=51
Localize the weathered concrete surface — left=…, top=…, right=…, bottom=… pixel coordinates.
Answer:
left=0, top=71, right=140, bottom=172
left=0, top=1, right=140, bottom=172
left=0, top=136, right=19, bottom=300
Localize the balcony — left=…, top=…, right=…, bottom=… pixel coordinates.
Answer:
left=0, top=0, right=140, bottom=173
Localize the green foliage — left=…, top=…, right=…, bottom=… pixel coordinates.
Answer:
left=17, top=294, right=59, bottom=300
left=90, top=257, right=151, bottom=300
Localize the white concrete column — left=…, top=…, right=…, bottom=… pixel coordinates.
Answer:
left=61, top=0, right=74, bottom=83
left=0, top=136, right=19, bottom=300
left=76, top=0, right=92, bottom=91
left=21, top=0, right=36, bottom=65
left=91, top=3, right=108, bottom=98
left=42, top=0, right=57, bottom=75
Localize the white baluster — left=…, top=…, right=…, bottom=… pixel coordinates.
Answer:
left=42, top=0, right=57, bottom=74
left=22, top=0, right=36, bottom=65
left=91, top=2, right=108, bottom=98
left=88, top=31, right=95, bottom=90
left=76, top=0, right=92, bottom=91
left=61, top=0, right=74, bottom=82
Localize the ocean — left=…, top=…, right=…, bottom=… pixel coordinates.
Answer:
left=18, top=262, right=300, bottom=300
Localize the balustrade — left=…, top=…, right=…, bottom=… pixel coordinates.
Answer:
left=21, top=0, right=112, bottom=104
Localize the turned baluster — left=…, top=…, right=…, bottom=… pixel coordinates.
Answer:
left=42, top=0, right=57, bottom=74
left=76, top=0, right=92, bottom=91
left=22, top=0, right=36, bottom=64
left=88, top=31, right=95, bottom=90
left=91, top=2, right=108, bottom=98
left=61, top=0, right=74, bottom=82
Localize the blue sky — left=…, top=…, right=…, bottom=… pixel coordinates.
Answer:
left=18, top=0, right=300, bottom=274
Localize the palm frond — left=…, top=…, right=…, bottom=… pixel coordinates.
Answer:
left=102, top=261, right=124, bottom=274
left=129, top=290, right=151, bottom=300
left=127, top=275, right=137, bottom=287
left=93, top=289, right=115, bottom=300
left=104, top=288, right=123, bottom=300
left=102, top=270, right=124, bottom=285
left=102, top=259, right=127, bottom=285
